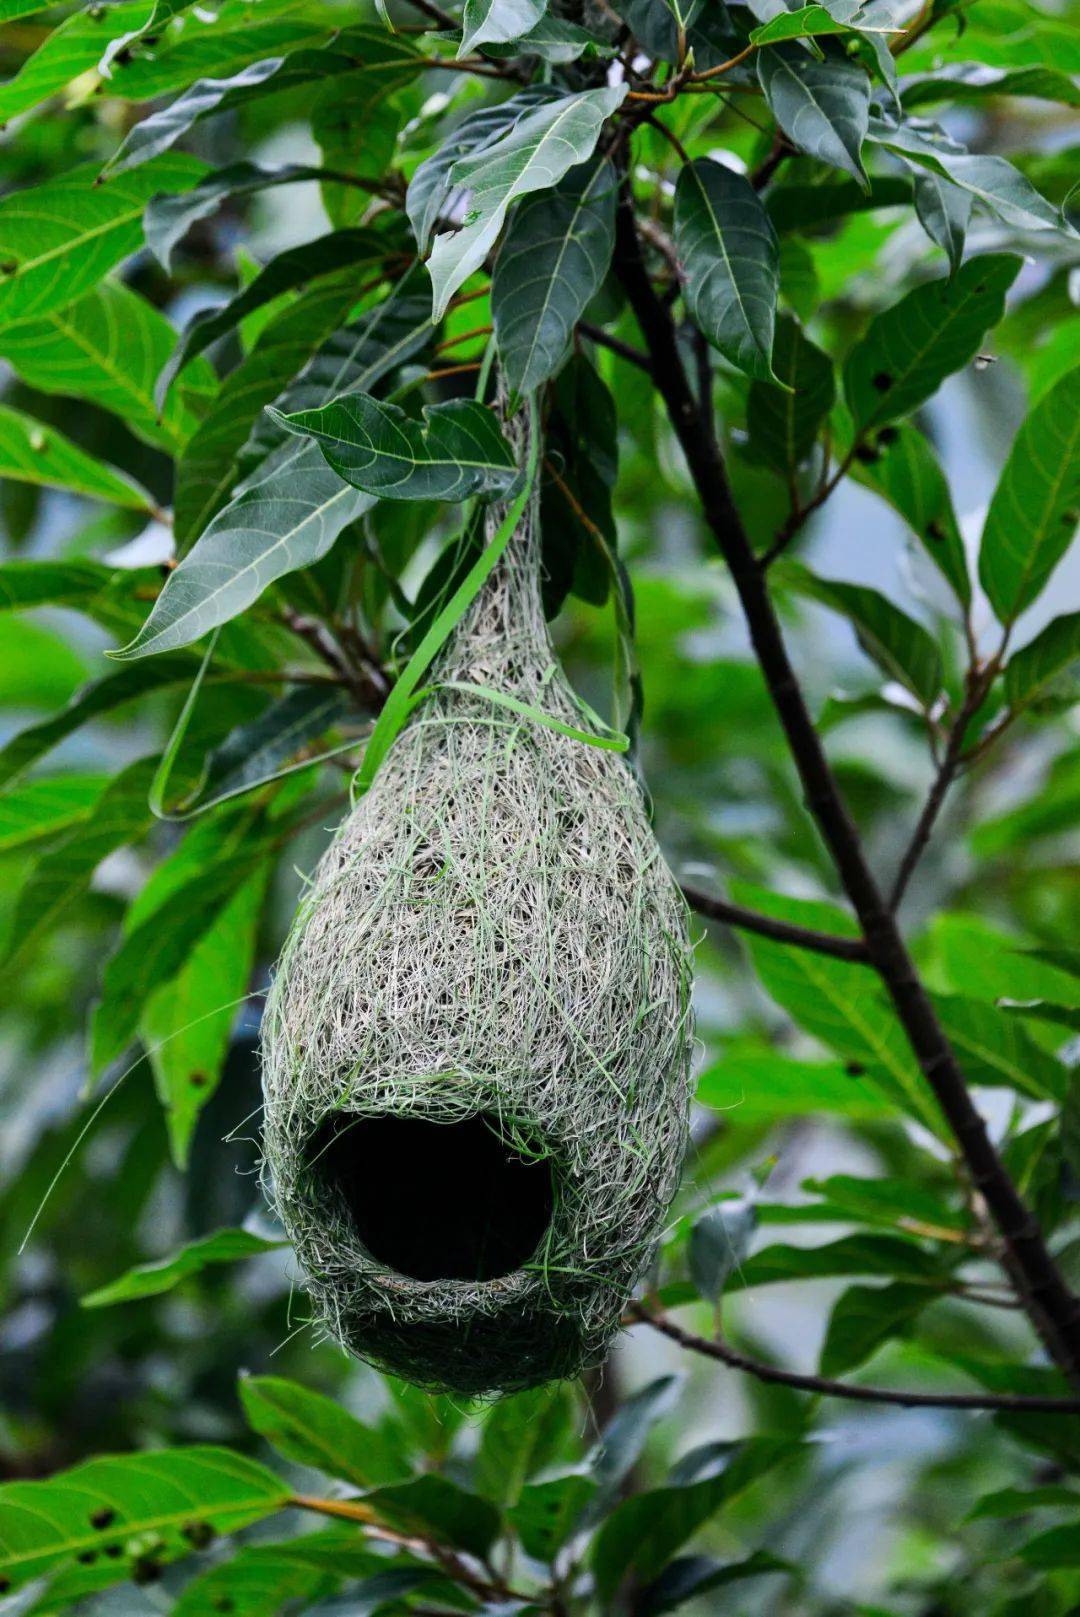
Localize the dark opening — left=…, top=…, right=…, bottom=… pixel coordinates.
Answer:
left=305, top=1112, right=554, bottom=1282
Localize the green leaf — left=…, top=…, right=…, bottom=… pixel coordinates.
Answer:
left=0, top=773, right=105, bottom=855
left=493, top=154, right=616, bottom=393
left=90, top=838, right=275, bottom=1073
left=778, top=560, right=943, bottom=707
left=592, top=1439, right=795, bottom=1601
left=725, top=1231, right=947, bottom=1291
left=190, top=685, right=356, bottom=813
left=0, top=280, right=215, bottom=452
left=103, top=28, right=420, bottom=175
left=157, top=227, right=390, bottom=404
left=0, top=402, right=153, bottom=508
left=804, top=1173, right=966, bottom=1233
left=145, top=160, right=342, bottom=273
left=675, top=158, right=780, bottom=382
left=0, top=0, right=153, bottom=124
left=757, top=46, right=870, bottom=186
left=902, top=65, right=1080, bottom=112
left=868, top=115, right=1074, bottom=238
left=751, top=3, right=870, bottom=41
left=932, top=993, right=1069, bottom=1102
left=746, top=315, right=834, bottom=472
left=362, top=1476, right=501, bottom=1559
left=474, top=1385, right=573, bottom=1507
left=689, top=1199, right=757, bottom=1302
left=765, top=171, right=910, bottom=232
left=174, top=1547, right=434, bottom=1617
left=848, top=421, right=970, bottom=605
left=968, top=1484, right=1080, bottom=1521
left=588, top=1375, right=683, bottom=1517
left=0, top=656, right=202, bottom=790
left=239, top=1376, right=412, bottom=1490
left=1019, top=1525, right=1080, bottom=1568
left=696, top=1050, right=892, bottom=1119
left=141, top=867, right=268, bottom=1163
left=978, top=365, right=1080, bottom=625
left=271, top=394, right=518, bottom=502
left=819, top=1280, right=938, bottom=1375
left=0, top=759, right=157, bottom=971
left=83, top=1229, right=284, bottom=1308
left=460, top=0, right=547, bottom=56
left=407, top=88, right=558, bottom=253
left=729, top=881, right=943, bottom=1134
left=509, top=1474, right=595, bottom=1560
left=0, top=154, right=205, bottom=331
left=540, top=353, right=619, bottom=611
left=0, top=1447, right=289, bottom=1597
left=119, top=287, right=432, bottom=658
left=427, top=84, right=626, bottom=319
left=911, top=167, right=972, bottom=276
left=1005, top=614, right=1080, bottom=709
left=844, top=254, right=1021, bottom=436
left=173, top=275, right=359, bottom=544
left=639, top=1549, right=793, bottom=1614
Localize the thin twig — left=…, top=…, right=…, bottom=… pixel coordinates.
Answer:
left=683, top=883, right=870, bottom=962
left=578, top=321, right=653, bottom=374
left=889, top=662, right=999, bottom=910
left=627, top=1305, right=1080, bottom=1412
left=611, top=179, right=1080, bottom=1384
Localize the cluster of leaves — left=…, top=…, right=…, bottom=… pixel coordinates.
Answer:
left=1, top=0, right=1079, bottom=1608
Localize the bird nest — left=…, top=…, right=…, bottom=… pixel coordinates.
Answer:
left=261, top=415, right=694, bottom=1396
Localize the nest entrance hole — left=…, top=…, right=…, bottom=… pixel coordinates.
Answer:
left=306, top=1111, right=554, bottom=1283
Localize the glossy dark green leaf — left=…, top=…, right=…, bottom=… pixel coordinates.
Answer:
left=746, top=315, right=834, bottom=472
left=1005, top=614, right=1080, bottom=709
left=868, top=115, right=1074, bottom=238
left=819, top=1280, right=938, bottom=1376
left=675, top=158, right=779, bottom=382
left=144, top=161, right=345, bottom=273
left=778, top=560, right=943, bottom=706
left=239, top=1376, right=412, bottom=1491
left=157, top=227, right=390, bottom=406
left=639, top=1549, right=793, bottom=1614
left=689, top=1199, right=757, bottom=1302
left=493, top=154, right=616, bottom=392
left=978, top=365, right=1080, bottom=625
left=427, top=84, right=626, bottom=318
left=460, top=0, right=547, bottom=55
left=592, top=1440, right=796, bottom=1600
left=508, top=1474, right=596, bottom=1560
left=848, top=421, right=970, bottom=605
left=361, top=1476, right=501, bottom=1559
left=540, top=353, right=619, bottom=611
left=270, top=394, right=517, bottom=503
left=757, top=46, right=870, bottom=185
left=587, top=1375, right=682, bottom=1518
left=473, top=1385, right=573, bottom=1507
left=103, top=29, right=421, bottom=176
left=725, top=1232, right=947, bottom=1292
left=844, top=254, right=1021, bottom=436
left=765, top=172, right=910, bottom=232
left=911, top=167, right=972, bottom=275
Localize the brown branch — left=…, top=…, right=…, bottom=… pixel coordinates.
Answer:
left=888, top=674, right=986, bottom=910
left=627, top=1305, right=1080, bottom=1413
left=683, top=883, right=870, bottom=962
left=611, top=183, right=1080, bottom=1385
left=578, top=321, right=653, bottom=374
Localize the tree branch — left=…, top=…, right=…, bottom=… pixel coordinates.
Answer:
left=627, top=1305, right=1080, bottom=1413
left=683, top=883, right=870, bottom=962
left=889, top=672, right=989, bottom=910
left=611, top=185, right=1080, bottom=1385
left=578, top=320, right=653, bottom=374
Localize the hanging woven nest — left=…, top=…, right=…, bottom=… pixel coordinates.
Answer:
left=261, top=404, right=694, bottom=1396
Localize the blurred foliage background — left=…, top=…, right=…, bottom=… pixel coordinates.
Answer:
left=0, top=0, right=1079, bottom=1608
